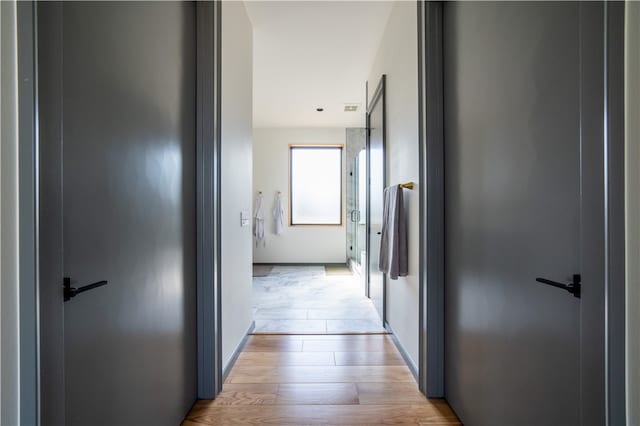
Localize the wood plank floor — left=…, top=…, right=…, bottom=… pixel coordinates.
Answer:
left=183, top=334, right=460, bottom=425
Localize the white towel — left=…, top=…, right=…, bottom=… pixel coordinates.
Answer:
left=254, top=193, right=265, bottom=247
left=378, top=184, right=408, bottom=280
left=273, top=192, right=285, bottom=235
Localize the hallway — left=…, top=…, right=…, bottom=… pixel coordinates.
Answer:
left=183, top=334, right=459, bottom=425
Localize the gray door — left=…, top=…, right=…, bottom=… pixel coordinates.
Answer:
left=367, top=77, right=386, bottom=323
left=42, top=3, right=197, bottom=425
left=444, top=2, right=581, bottom=425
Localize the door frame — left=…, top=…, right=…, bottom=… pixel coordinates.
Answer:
left=625, top=3, right=640, bottom=423
left=577, top=2, right=626, bottom=423
left=17, top=1, right=39, bottom=424
left=416, top=0, right=445, bottom=398
left=604, top=2, right=626, bottom=423
left=366, top=74, right=387, bottom=325
left=1, top=2, right=26, bottom=424
left=195, top=0, right=224, bottom=399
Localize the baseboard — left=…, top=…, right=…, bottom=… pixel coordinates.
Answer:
left=252, top=262, right=348, bottom=267
left=385, top=321, right=419, bottom=381
left=347, top=259, right=363, bottom=276
left=222, top=321, right=255, bottom=382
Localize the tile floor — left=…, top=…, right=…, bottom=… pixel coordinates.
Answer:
left=252, top=265, right=386, bottom=334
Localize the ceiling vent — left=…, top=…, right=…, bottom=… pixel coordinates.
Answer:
left=344, top=104, right=359, bottom=112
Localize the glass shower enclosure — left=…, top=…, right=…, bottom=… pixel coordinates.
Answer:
left=347, top=149, right=367, bottom=275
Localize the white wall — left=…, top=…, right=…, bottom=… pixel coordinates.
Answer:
left=252, top=128, right=347, bottom=263
left=221, top=1, right=254, bottom=369
left=0, top=1, right=21, bottom=423
left=367, top=1, right=419, bottom=366
left=625, top=2, right=640, bottom=423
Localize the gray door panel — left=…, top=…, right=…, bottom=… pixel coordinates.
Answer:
left=60, top=3, right=197, bottom=425
left=443, top=2, right=580, bottom=425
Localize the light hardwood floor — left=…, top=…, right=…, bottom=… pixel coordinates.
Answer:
left=183, top=334, right=461, bottom=425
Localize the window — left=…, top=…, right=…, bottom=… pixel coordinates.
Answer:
left=290, top=145, right=343, bottom=225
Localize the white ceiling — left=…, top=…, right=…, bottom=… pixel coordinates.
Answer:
left=244, top=1, right=393, bottom=128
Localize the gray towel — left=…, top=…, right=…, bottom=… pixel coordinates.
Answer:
left=378, top=184, right=408, bottom=280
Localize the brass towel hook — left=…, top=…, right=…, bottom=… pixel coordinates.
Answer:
left=399, top=182, right=414, bottom=190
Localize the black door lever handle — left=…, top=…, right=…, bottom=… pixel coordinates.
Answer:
left=64, top=277, right=108, bottom=302
left=535, top=274, right=581, bottom=298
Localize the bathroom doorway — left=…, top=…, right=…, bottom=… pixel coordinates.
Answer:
left=246, top=1, right=395, bottom=335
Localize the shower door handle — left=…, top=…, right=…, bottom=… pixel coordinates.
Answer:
left=350, top=210, right=360, bottom=223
